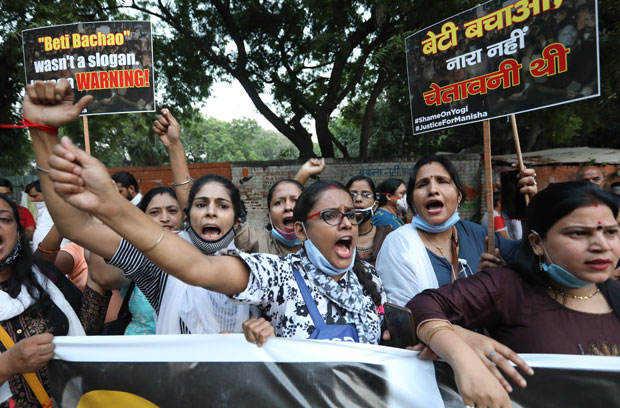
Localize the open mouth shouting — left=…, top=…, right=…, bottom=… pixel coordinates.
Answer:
left=201, top=224, right=223, bottom=240
left=425, top=198, right=445, bottom=215
left=334, top=235, right=354, bottom=259
left=281, top=215, right=295, bottom=232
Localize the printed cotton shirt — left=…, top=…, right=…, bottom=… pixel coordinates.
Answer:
left=232, top=250, right=385, bottom=344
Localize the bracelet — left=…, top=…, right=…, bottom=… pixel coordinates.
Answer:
left=424, top=323, right=454, bottom=345
left=0, top=115, right=59, bottom=135
left=37, top=243, right=60, bottom=254
left=142, top=229, right=166, bottom=253
left=172, top=178, right=193, bottom=187
left=36, top=166, right=50, bottom=174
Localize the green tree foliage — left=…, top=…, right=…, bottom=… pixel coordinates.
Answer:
left=2, top=0, right=617, bottom=174
left=0, top=0, right=125, bottom=174
left=181, top=115, right=298, bottom=163
left=339, top=0, right=620, bottom=157
left=117, top=0, right=462, bottom=158
left=61, top=110, right=297, bottom=167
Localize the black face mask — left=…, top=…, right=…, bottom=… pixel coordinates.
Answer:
left=0, top=240, right=21, bottom=269
left=186, top=224, right=235, bottom=255
left=358, top=204, right=375, bottom=225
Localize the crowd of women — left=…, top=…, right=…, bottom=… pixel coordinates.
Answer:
left=1, top=79, right=618, bottom=408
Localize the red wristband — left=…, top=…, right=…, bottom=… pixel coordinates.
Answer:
left=0, top=115, right=58, bottom=135
left=37, top=243, right=60, bottom=254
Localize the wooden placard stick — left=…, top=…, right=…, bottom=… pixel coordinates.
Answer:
left=510, top=114, right=529, bottom=204
left=83, top=116, right=91, bottom=155
left=483, top=120, right=495, bottom=252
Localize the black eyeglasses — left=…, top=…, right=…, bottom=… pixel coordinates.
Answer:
left=305, top=209, right=365, bottom=226
left=349, top=192, right=374, bottom=199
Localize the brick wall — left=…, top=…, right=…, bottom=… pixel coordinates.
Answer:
left=4, top=156, right=617, bottom=230
left=86, top=158, right=620, bottom=227
left=231, top=155, right=483, bottom=226
left=108, top=162, right=231, bottom=193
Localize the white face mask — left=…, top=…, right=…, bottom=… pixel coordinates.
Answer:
left=34, top=201, right=46, bottom=211
left=358, top=202, right=376, bottom=224
left=396, top=195, right=409, bottom=211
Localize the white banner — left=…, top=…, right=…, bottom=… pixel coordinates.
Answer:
left=49, top=334, right=620, bottom=407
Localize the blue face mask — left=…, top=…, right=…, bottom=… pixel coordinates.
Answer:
left=532, top=230, right=595, bottom=289
left=411, top=210, right=461, bottom=233
left=541, top=262, right=594, bottom=289
left=302, top=224, right=356, bottom=277
left=268, top=214, right=301, bottom=247
left=271, top=227, right=302, bottom=247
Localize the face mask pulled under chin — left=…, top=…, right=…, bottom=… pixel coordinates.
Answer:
left=33, top=201, right=46, bottom=211
left=358, top=202, right=376, bottom=224
left=301, top=223, right=355, bottom=277
left=531, top=230, right=595, bottom=289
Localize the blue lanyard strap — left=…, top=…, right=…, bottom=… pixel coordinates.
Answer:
left=292, top=269, right=325, bottom=328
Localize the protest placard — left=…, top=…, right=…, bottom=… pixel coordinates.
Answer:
left=22, top=21, right=155, bottom=116
left=406, top=0, right=600, bottom=134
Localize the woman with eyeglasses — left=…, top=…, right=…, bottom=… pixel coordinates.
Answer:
left=26, top=77, right=384, bottom=347
left=345, top=176, right=392, bottom=265
left=376, top=155, right=536, bottom=307
left=371, top=178, right=407, bottom=230
left=55, top=153, right=384, bottom=344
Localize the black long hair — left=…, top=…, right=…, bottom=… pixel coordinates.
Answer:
left=293, top=181, right=382, bottom=307
left=138, top=186, right=178, bottom=213
left=0, top=194, right=51, bottom=311
left=376, top=178, right=405, bottom=207
left=345, top=175, right=377, bottom=198
left=510, top=181, right=619, bottom=287
left=406, top=155, right=467, bottom=212
left=186, top=174, right=242, bottom=220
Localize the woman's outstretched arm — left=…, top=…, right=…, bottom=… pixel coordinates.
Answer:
left=50, top=136, right=251, bottom=295
left=25, top=80, right=250, bottom=295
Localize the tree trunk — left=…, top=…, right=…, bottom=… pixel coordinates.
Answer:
left=360, top=71, right=389, bottom=159
left=234, top=72, right=315, bottom=158
left=314, top=114, right=336, bottom=158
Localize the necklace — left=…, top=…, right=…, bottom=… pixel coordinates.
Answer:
left=359, top=224, right=374, bottom=237
left=422, top=230, right=452, bottom=258
left=548, top=286, right=600, bottom=300
left=357, top=246, right=373, bottom=259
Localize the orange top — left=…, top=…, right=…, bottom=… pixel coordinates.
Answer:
left=60, top=242, right=88, bottom=292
